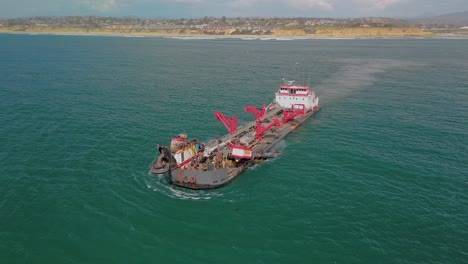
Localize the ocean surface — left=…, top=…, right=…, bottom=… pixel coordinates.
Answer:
left=0, top=34, right=467, bottom=263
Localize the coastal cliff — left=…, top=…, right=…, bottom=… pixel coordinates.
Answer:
left=272, top=27, right=431, bottom=37
left=0, top=26, right=432, bottom=38
left=312, top=27, right=432, bottom=37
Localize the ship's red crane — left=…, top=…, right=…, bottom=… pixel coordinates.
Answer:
left=214, top=111, right=237, bottom=135
left=255, top=117, right=282, bottom=141
left=282, top=104, right=305, bottom=124
left=244, top=103, right=266, bottom=119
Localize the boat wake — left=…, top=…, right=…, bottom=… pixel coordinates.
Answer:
left=144, top=169, right=224, bottom=200
left=316, top=59, right=424, bottom=102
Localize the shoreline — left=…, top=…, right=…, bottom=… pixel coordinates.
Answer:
left=1, top=29, right=467, bottom=39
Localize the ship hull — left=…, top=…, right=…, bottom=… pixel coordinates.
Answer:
left=149, top=77, right=320, bottom=190
left=160, top=106, right=320, bottom=190
left=168, top=166, right=244, bottom=190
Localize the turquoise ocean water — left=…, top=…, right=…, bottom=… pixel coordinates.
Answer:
left=0, top=34, right=467, bottom=263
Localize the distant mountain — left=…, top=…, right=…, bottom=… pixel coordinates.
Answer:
left=411, top=12, right=438, bottom=19
left=411, top=10, right=468, bottom=26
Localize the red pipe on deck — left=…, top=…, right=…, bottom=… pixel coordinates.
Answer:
left=282, top=104, right=305, bottom=124
left=255, top=117, right=282, bottom=141
left=244, top=103, right=266, bottom=119
left=214, top=111, right=237, bottom=135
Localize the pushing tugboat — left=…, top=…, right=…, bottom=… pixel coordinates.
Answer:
left=149, top=78, right=320, bottom=189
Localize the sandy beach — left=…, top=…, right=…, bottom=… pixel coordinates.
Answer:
left=0, top=26, right=443, bottom=39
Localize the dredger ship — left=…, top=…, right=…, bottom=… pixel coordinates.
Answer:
left=149, top=78, right=320, bottom=190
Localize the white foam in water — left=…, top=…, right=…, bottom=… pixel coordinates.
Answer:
left=235, top=37, right=294, bottom=41
left=434, top=36, right=468, bottom=40
left=165, top=36, right=357, bottom=41
left=165, top=36, right=222, bottom=40
left=259, top=37, right=295, bottom=41
left=144, top=173, right=224, bottom=201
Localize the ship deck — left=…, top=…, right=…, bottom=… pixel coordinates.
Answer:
left=204, top=103, right=284, bottom=151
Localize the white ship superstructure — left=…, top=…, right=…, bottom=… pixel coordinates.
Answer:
left=275, top=80, right=319, bottom=111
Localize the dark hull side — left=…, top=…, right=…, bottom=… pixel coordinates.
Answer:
left=162, top=106, right=320, bottom=190
left=168, top=166, right=244, bottom=190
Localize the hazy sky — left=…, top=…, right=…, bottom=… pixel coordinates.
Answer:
left=1, top=0, right=467, bottom=18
